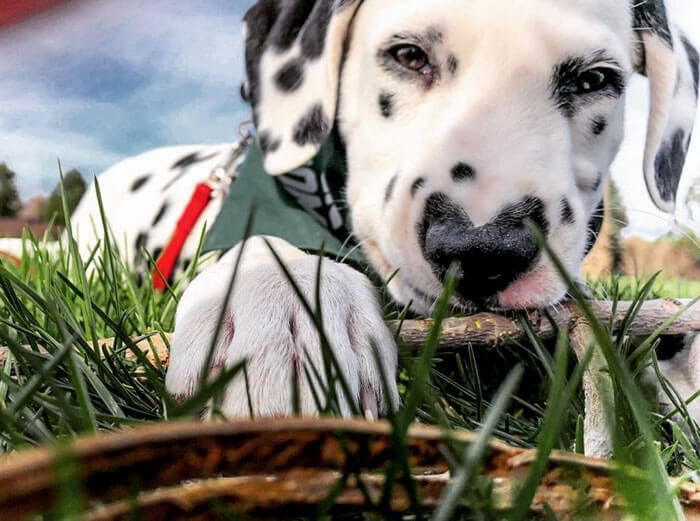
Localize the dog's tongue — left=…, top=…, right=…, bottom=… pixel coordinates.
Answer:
left=497, top=268, right=553, bottom=310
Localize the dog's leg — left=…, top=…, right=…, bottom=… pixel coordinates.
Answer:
left=658, top=334, right=700, bottom=430
left=166, top=235, right=399, bottom=418
left=574, top=326, right=700, bottom=457
left=571, top=321, right=615, bottom=458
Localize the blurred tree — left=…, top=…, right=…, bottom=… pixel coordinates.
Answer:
left=40, top=169, right=87, bottom=226
left=0, top=162, right=21, bottom=217
left=607, top=178, right=629, bottom=274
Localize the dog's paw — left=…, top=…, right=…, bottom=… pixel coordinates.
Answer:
left=165, top=236, right=398, bottom=418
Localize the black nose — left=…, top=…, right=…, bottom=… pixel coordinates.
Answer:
left=419, top=193, right=548, bottom=299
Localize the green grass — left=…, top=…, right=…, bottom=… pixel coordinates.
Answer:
left=588, top=275, right=700, bottom=301
left=0, top=183, right=698, bottom=519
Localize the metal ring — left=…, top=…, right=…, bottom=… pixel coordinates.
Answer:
left=237, top=120, right=255, bottom=140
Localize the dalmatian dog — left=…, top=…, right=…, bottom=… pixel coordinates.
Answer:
left=2, top=0, right=697, bottom=453
left=163, top=0, right=700, bottom=438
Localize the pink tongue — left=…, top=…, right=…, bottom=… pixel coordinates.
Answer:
left=497, top=268, right=552, bottom=309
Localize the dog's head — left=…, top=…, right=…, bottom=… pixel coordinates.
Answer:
left=243, top=0, right=699, bottom=312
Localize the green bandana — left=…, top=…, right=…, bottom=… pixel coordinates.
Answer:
left=202, top=134, right=365, bottom=264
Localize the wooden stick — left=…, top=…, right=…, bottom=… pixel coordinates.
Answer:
left=0, top=419, right=699, bottom=520
left=400, top=298, right=699, bottom=350
left=84, top=472, right=446, bottom=521
left=570, top=321, right=615, bottom=458
left=1, top=299, right=696, bottom=367
left=84, top=470, right=700, bottom=521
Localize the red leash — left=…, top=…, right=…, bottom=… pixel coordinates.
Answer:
left=152, top=182, right=214, bottom=291
left=151, top=133, right=252, bottom=291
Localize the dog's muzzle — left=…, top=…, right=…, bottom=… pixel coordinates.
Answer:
left=420, top=193, right=547, bottom=300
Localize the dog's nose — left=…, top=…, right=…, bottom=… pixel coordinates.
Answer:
left=420, top=193, right=547, bottom=299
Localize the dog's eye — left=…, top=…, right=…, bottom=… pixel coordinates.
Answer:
left=390, top=44, right=430, bottom=73
left=576, top=68, right=613, bottom=94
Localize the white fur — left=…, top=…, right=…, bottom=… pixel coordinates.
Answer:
left=166, top=236, right=398, bottom=418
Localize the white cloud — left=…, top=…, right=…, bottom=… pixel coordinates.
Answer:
left=0, top=0, right=248, bottom=87
left=0, top=0, right=251, bottom=198
left=0, top=128, right=122, bottom=194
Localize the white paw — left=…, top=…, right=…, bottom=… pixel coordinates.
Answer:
left=165, top=236, right=399, bottom=418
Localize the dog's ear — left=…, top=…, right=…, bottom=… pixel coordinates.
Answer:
left=243, top=0, right=362, bottom=175
left=633, top=0, right=699, bottom=212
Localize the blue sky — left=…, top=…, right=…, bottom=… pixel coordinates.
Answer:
left=0, top=0, right=254, bottom=195
left=0, top=0, right=698, bottom=237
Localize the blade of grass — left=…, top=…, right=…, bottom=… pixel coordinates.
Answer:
left=527, top=220, right=686, bottom=521
left=433, top=364, right=523, bottom=521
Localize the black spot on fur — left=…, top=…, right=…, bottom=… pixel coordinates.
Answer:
left=270, top=1, right=314, bottom=52
left=293, top=104, right=330, bottom=146
left=654, top=129, right=688, bottom=201
left=243, top=1, right=282, bottom=109
left=633, top=0, right=673, bottom=47
left=378, top=92, right=395, bottom=118
left=152, top=247, right=163, bottom=262
left=447, top=55, right=458, bottom=77
left=681, top=35, right=700, bottom=97
left=275, top=58, right=305, bottom=92
left=451, top=162, right=476, bottom=182
left=243, top=0, right=358, bottom=122
left=152, top=201, right=169, bottom=227
left=410, top=177, right=425, bottom=197
left=135, top=232, right=148, bottom=251
left=171, top=151, right=218, bottom=171
left=591, top=116, right=607, bottom=136
left=182, top=257, right=193, bottom=273
left=300, top=0, right=333, bottom=59
left=384, top=175, right=398, bottom=204
left=560, top=197, right=575, bottom=224
left=161, top=150, right=219, bottom=192
left=134, top=232, right=148, bottom=265
left=656, top=334, right=692, bottom=361
left=258, top=131, right=281, bottom=155
left=130, top=174, right=151, bottom=192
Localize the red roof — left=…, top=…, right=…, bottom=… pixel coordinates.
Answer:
left=0, top=0, right=72, bottom=27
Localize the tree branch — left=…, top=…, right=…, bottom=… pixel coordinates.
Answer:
left=2, top=299, right=696, bottom=367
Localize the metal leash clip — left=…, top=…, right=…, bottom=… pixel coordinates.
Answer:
left=206, top=121, right=255, bottom=196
